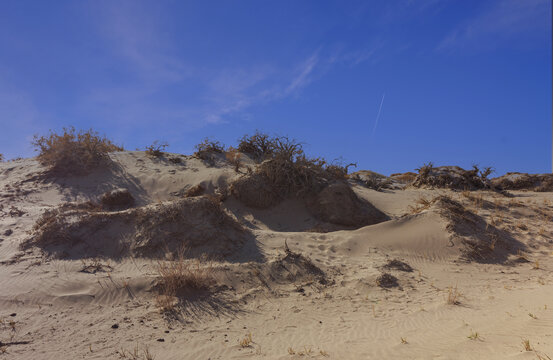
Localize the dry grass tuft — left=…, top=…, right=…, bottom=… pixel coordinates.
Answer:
left=239, top=333, right=253, bottom=348
left=467, top=331, right=480, bottom=340
left=446, top=285, right=461, bottom=305
left=117, top=343, right=155, bottom=359
left=32, top=127, right=123, bottom=175
left=155, top=250, right=214, bottom=313
left=522, top=338, right=532, bottom=351
left=225, top=147, right=242, bottom=172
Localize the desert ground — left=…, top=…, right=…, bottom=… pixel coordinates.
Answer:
left=1, top=145, right=552, bottom=359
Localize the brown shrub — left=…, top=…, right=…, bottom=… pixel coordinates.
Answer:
left=412, top=164, right=491, bottom=190
left=194, top=138, right=225, bottom=163
left=237, top=131, right=275, bottom=162
left=32, top=127, right=123, bottom=175
left=0, top=154, right=4, bottom=162
left=231, top=136, right=356, bottom=213
left=145, top=140, right=168, bottom=157
left=225, top=147, right=242, bottom=172
left=376, top=273, right=399, bottom=288
left=155, top=250, right=214, bottom=312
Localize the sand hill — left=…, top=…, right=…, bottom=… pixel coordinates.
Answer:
left=0, top=146, right=552, bottom=359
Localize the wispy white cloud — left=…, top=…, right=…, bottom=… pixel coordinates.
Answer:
left=438, top=0, right=550, bottom=51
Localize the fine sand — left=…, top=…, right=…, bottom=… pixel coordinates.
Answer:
left=1, top=151, right=552, bottom=359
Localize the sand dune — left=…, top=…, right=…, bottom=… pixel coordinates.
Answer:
left=1, top=151, right=552, bottom=359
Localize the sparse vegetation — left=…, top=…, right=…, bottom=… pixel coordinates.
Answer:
left=32, top=127, right=123, bottom=175
left=522, top=338, right=532, bottom=351
left=145, top=141, right=169, bottom=157
left=155, top=250, right=214, bottom=313
left=225, top=147, right=242, bottom=172
left=194, top=138, right=226, bottom=163
left=467, top=330, right=480, bottom=340
left=446, top=284, right=461, bottom=305
left=117, top=343, right=155, bottom=360
left=237, top=130, right=275, bottom=162
left=0, top=154, right=4, bottom=162
left=376, top=273, right=399, bottom=288
left=231, top=133, right=356, bottom=208
left=239, top=333, right=253, bottom=348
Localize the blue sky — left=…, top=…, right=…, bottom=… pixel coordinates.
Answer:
left=0, top=0, right=551, bottom=175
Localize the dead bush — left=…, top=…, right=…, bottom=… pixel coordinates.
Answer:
left=412, top=164, right=491, bottom=190
left=0, top=154, right=4, bottom=162
left=145, top=140, right=168, bottom=157
left=237, top=131, right=275, bottom=162
left=32, top=127, right=123, bottom=175
left=194, top=138, right=225, bottom=163
left=232, top=135, right=356, bottom=209
left=225, top=147, right=242, bottom=172
left=376, top=273, right=399, bottom=288
left=155, top=250, right=214, bottom=312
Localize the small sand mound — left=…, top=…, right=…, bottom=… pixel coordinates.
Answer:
left=268, top=246, right=326, bottom=285
left=491, top=173, right=553, bottom=192
left=23, top=196, right=252, bottom=259
left=306, top=182, right=389, bottom=227
left=230, top=174, right=281, bottom=209
left=432, top=196, right=523, bottom=263
left=412, top=165, right=490, bottom=190
left=101, top=188, right=134, bottom=208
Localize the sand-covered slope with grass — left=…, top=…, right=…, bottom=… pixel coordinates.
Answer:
left=1, top=143, right=553, bottom=359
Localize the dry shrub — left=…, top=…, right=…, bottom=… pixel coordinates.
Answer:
left=32, top=127, right=123, bottom=175
left=253, top=136, right=351, bottom=198
left=155, top=250, right=214, bottom=312
left=446, top=284, right=461, bottom=305
left=409, top=196, right=434, bottom=214
left=0, top=154, right=4, bottom=162
left=376, top=273, right=399, bottom=288
left=231, top=135, right=354, bottom=208
left=412, top=164, right=492, bottom=190
left=145, top=140, right=168, bottom=157
left=225, top=147, right=242, bottom=172
left=194, top=138, right=226, bottom=164
left=237, top=131, right=275, bottom=162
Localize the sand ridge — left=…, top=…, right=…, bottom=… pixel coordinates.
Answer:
left=0, top=151, right=552, bottom=359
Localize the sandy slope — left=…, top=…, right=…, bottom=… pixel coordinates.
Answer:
left=0, top=152, right=552, bottom=359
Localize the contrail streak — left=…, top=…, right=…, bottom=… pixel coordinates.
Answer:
left=371, top=92, right=385, bottom=138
